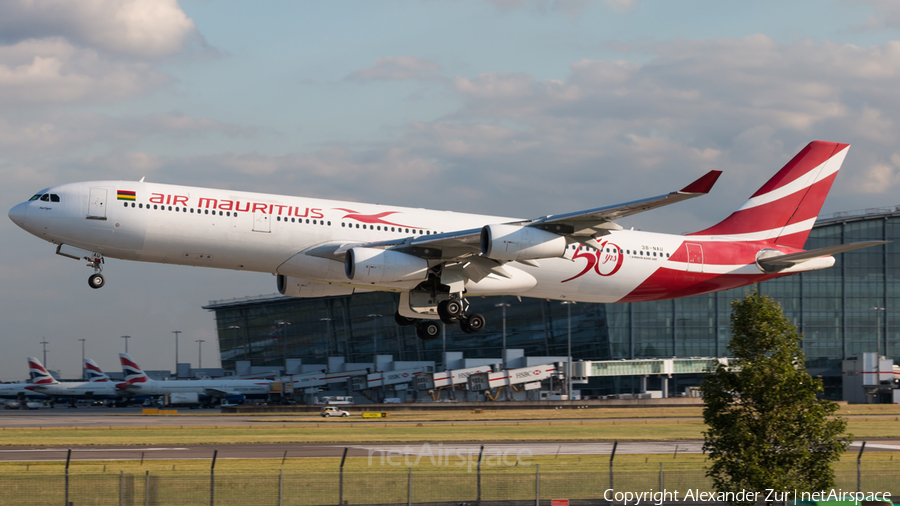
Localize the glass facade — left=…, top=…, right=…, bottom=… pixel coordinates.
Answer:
left=205, top=209, right=900, bottom=398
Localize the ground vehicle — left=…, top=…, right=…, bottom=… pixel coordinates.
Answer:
left=383, top=398, right=402, bottom=404
left=164, top=392, right=200, bottom=409
left=4, top=401, right=21, bottom=410
left=321, top=406, right=350, bottom=417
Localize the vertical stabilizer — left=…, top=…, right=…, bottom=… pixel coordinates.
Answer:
left=690, top=141, right=850, bottom=248
left=119, top=353, right=150, bottom=384
left=84, top=359, right=111, bottom=382
left=28, top=357, right=58, bottom=385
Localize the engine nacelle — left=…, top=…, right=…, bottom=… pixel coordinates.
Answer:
left=277, top=275, right=355, bottom=298
left=345, top=247, right=429, bottom=284
left=480, top=224, right=567, bottom=261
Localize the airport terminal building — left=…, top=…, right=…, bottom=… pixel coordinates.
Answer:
left=205, top=206, right=900, bottom=399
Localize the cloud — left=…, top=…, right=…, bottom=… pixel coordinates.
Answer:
left=0, top=38, right=171, bottom=106
left=486, top=0, right=637, bottom=18
left=324, top=36, right=900, bottom=223
left=0, top=0, right=198, bottom=58
left=347, top=56, right=444, bottom=83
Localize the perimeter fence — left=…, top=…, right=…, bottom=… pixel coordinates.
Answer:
left=1, top=466, right=898, bottom=506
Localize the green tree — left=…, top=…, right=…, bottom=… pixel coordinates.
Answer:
left=701, top=291, right=850, bottom=496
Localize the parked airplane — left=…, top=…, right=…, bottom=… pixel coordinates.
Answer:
left=8, top=141, right=884, bottom=340
left=84, top=358, right=112, bottom=382
left=0, top=382, right=47, bottom=401
left=25, top=358, right=125, bottom=405
left=117, top=353, right=271, bottom=403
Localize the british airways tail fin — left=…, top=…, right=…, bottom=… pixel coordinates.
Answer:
left=119, top=353, right=150, bottom=384
left=84, top=358, right=111, bottom=382
left=690, top=141, right=850, bottom=248
left=28, top=357, right=58, bottom=385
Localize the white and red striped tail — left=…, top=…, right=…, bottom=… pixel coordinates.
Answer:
left=28, top=357, right=57, bottom=385
left=84, top=358, right=111, bottom=382
left=119, top=353, right=149, bottom=384
left=690, top=141, right=849, bottom=248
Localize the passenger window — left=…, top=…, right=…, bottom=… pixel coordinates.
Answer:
left=327, top=221, right=331, bottom=226
left=342, top=222, right=345, bottom=227
left=293, top=218, right=296, bottom=223
left=355, top=224, right=359, bottom=228
left=40, top=194, right=50, bottom=201
left=154, top=205, right=158, bottom=210
left=131, top=203, right=135, bottom=208
left=50, top=194, right=60, bottom=202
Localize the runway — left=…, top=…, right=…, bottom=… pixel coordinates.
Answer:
left=0, top=440, right=896, bottom=463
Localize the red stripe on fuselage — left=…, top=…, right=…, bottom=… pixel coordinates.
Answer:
left=618, top=267, right=787, bottom=302
left=667, top=240, right=802, bottom=266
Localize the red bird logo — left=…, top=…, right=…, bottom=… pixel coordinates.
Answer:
left=334, top=208, right=422, bottom=229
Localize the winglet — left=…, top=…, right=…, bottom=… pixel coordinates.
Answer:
left=679, top=170, right=722, bottom=194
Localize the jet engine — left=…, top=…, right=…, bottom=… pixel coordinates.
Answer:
left=480, top=224, right=567, bottom=261
left=277, top=275, right=355, bottom=298
left=345, top=247, right=429, bottom=284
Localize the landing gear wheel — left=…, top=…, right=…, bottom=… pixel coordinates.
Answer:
left=88, top=273, right=105, bottom=289
left=438, top=299, right=465, bottom=324
left=415, top=321, right=441, bottom=340
left=464, top=313, right=485, bottom=333
left=459, top=318, right=475, bottom=334
left=394, top=312, right=418, bottom=327
left=437, top=301, right=456, bottom=324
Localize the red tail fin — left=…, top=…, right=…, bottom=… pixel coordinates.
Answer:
left=689, top=141, right=849, bottom=248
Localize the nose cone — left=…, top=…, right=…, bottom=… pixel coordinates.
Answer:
left=8, top=202, right=28, bottom=229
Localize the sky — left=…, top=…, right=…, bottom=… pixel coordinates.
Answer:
left=2, top=0, right=900, bottom=380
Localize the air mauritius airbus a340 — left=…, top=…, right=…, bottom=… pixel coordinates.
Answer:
left=8, top=141, right=884, bottom=340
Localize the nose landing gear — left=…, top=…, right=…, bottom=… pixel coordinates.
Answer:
left=85, top=254, right=105, bottom=289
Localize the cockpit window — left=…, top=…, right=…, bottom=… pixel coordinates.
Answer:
left=40, top=194, right=50, bottom=202
left=50, top=194, right=60, bottom=202
left=29, top=194, right=42, bottom=201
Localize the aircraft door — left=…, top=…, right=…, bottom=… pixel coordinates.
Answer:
left=253, top=212, right=271, bottom=233
left=686, top=243, right=703, bottom=273
left=87, top=188, right=108, bottom=220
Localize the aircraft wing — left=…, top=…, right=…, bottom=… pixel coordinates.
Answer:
left=348, top=169, right=722, bottom=259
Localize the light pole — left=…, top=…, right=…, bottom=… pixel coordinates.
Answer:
left=872, top=307, right=886, bottom=356
left=121, top=335, right=131, bottom=353
left=320, top=318, right=333, bottom=359
left=561, top=301, right=576, bottom=401
left=172, top=330, right=181, bottom=374
left=367, top=314, right=383, bottom=358
left=78, top=338, right=86, bottom=380
left=40, top=339, right=48, bottom=369
left=495, top=303, right=511, bottom=365
left=196, top=339, right=206, bottom=368
left=276, top=321, right=292, bottom=368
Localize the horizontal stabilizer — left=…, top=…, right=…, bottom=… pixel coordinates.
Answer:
left=757, top=241, right=888, bottom=272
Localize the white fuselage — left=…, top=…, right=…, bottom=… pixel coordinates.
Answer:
left=126, top=378, right=272, bottom=397
left=8, top=180, right=828, bottom=306
left=31, top=381, right=122, bottom=399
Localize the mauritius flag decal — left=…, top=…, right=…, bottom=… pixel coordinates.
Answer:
left=117, top=190, right=136, bottom=201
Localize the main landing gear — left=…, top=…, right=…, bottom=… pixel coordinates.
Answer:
left=438, top=298, right=485, bottom=334
left=86, top=254, right=105, bottom=289
left=396, top=296, right=486, bottom=340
